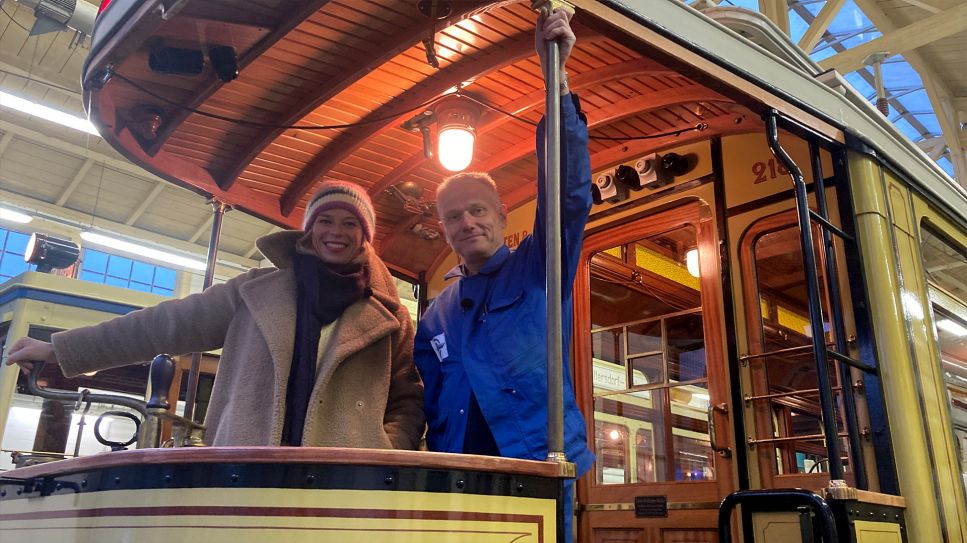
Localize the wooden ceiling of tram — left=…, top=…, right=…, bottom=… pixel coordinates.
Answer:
left=84, top=0, right=758, bottom=277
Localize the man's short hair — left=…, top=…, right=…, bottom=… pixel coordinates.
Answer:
left=437, top=172, right=500, bottom=203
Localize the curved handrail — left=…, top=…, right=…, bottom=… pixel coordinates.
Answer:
left=26, top=361, right=148, bottom=415
left=718, top=488, right=838, bottom=542
left=22, top=355, right=204, bottom=448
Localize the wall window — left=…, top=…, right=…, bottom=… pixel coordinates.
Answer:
left=79, top=249, right=176, bottom=296
left=0, top=227, right=35, bottom=282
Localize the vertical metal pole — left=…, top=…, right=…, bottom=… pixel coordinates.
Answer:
left=808, top=141, right=867, bottom=489
left=764, top=112, right=844, bottom=483
left=533, top=0, right=566, bottom=463
left=182, top=199, right=229, bottom=422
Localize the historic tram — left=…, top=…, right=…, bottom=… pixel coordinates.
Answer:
left=1, top=0, right=966, bottom=542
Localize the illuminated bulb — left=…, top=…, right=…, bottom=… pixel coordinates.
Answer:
left=83, top=371, right=98, bottom=377
left=438, top=127, right=475, bottom=171
left=686, top=248, right=700, bottom=278
left=608, top=429, right=620, bottom=441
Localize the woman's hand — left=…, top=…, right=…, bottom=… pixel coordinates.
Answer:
left=5, top=337, right=59, bottom=375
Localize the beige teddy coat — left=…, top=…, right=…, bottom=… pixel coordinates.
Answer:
left=52, top=230, right=424, bottom=449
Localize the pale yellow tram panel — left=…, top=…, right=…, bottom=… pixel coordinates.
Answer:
left=0, top=487, right=556, bottom=543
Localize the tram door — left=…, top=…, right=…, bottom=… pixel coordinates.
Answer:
left=575, top=201, right=734, bottom=542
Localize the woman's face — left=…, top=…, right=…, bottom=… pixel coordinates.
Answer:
left=309, top=208, right=364, bottom=264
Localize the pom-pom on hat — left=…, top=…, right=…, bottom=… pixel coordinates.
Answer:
left=302, top=181, right=376, bottom=242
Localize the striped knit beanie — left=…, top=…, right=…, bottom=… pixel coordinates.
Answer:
left=302, top=180, right=376, bottom=241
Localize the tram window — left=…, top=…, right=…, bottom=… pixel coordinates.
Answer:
left=748, top=220, right=857, bottom=478
left=589, top=225, right=714, bottom=485
left=920, top=225, right=967, bottom=494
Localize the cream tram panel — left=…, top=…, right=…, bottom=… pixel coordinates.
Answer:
left=0, top=487, right=556, bottom=543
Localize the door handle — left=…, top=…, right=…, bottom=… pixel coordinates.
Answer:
left=707, top=402, right=732, bottom=458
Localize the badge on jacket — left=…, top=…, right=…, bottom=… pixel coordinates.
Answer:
left=430, top=333, right=449, bottom=362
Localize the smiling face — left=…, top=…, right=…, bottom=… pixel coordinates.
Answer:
left=308, top=208, right=365, bottom=265
left=437, top=177, right=507, bottom=274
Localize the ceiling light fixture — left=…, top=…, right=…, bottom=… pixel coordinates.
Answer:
left=80, top=231, right=207, bottom=271
left=434, top=95, right=480, bottom=172
left=0, top=207, right=33, bottom=224
left=0, top=91, right=99, bottom=136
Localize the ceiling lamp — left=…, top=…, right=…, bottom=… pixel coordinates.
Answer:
left=0, top=207, right=33, bottom=224
left=434, top=95, right=480, bottom=172
left=80, top=231, right=207, bottom=271
left=25, top=233, right=80, bottom=273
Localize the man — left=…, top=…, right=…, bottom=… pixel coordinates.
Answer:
left=414, top=7, right=593, bottom=541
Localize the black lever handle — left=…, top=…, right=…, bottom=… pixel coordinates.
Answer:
left=146, top=354, right=175, bottom=410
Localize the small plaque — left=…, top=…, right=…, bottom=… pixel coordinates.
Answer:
left=634, top=495, right=668, bottom=518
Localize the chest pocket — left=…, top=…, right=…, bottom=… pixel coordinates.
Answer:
left=482, top=282, right=544, bottom=372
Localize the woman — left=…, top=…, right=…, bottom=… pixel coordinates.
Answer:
left=5, top=181, right=424, bottom=449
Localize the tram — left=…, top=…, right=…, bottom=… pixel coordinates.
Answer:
left=1, top=0, right=966, bottom=542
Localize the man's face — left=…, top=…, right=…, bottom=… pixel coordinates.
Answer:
left=437, top=179, right=507, bottom=273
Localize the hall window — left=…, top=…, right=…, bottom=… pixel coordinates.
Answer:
left=0, top=227, right=37, bottom=282
left=78, top=249, right=176, bottom=296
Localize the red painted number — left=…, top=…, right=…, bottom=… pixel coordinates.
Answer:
left=752, top=159, right=789, bottom=184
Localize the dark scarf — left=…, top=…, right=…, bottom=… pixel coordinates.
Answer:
left=282, top=250, right=370, bottom=445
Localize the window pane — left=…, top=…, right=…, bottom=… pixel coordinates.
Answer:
left=749, top=221, right=854, bottom=477
left=920, top=226, right=967, bottom=495
left=79, top=270, right=105, bottom=283
left=82, top=250, right=109, bottom=274
left=154, top=267, right=176, bottom=290
left=0, top=256, right=28, bottom=278
left=106, top=256, right=132, bottom=279
left=105, top=276, right=128, bottom=288
left=130, top=261, right=154, bottom=284
left=589, top=223, right=711, bottom=485
left=5, top=232, right=30, bottom=255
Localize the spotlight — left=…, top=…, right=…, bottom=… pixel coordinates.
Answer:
left=614, top=164, right=642, bottom=191
left=434, top=95, right=480, bottom=172
left=661, top=152, right=690, bottom=177
left=149, top=43, right=204, bottom=76
left=591, top=170, right=628, bottom=205
left=25, top=233, right=80, bottom=273
left=209, top=46, right=239, bottom=82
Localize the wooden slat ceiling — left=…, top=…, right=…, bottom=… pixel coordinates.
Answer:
left=2, top=0, right=965, bottom=278
left=81, top=0, right=758, bottom=277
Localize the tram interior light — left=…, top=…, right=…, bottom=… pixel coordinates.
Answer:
left=434, top=95, right=479, bottom=172
left=25, top=233, right=80, bottom=273
left=686, top=248, right=700, bottom=278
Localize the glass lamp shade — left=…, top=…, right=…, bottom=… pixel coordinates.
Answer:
left=438, top=127, right=475, bottom=171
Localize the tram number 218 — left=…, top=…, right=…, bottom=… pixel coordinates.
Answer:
left=752, top=158, right=789, bottom=184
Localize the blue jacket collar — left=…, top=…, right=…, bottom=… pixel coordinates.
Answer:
left=443, top=245, right=511, bottom=280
